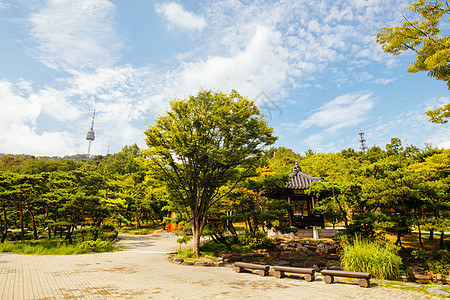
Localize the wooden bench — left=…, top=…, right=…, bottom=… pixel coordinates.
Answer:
left=320, top=269, right=371, bottom=288
left=272, top=266, right=316, bottom=282
left=234, top=262, right=270, bottom=276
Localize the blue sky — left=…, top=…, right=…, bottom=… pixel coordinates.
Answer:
left=0, top=0, right=449, bottom=156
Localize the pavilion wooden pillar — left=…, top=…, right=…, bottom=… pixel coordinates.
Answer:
left=287, top=197, right=293, bottom=226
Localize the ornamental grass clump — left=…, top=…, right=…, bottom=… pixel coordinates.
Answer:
left=341, top=239, right=402, bottom=280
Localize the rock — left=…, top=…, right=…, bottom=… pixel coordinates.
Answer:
left=291, top=252, right=308, bottom=260
left=295, top=244, right=303, bottom=252
left=194, top=261, right=212, bottom=267
left=304, top=259, right=325, bottom=268
left=446, top=275, right=450, bottom=284
left=414, top=274, right=431, bottom=284
left=182, top=261, right=195, bottom=266
left=273, top=260, right=290, bottom=266
left=326, top=246, right=337, bottom=254
left=328, top=265, right=342, bottom=270
left=325, top=254, right=340, bottom=260
left=305, top=246, right=317, bottom=252
left=214, top=262, right=224, bottom=267
left=172, top=257, right=184, bottom=264
left=426, top=287, right=450, bottom=297
left=315, top=248, right=327, bottom=255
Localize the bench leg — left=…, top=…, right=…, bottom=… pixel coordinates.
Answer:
left=234, top=266, right=243, bottom=273
left=358, top=278, right=370, bottom=288
left=323, top=275, right=334, bottom=284
left=258, top=269, right=269, bottom=277
left=274, top=271, right=285, bottom=279
left=304, top=274, right=315, bottom=282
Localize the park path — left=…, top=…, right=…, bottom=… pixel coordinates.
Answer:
left=0, top=233, right=440, bottom=299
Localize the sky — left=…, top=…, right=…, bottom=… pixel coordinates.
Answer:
left=0, top=0, right=449, bottom=157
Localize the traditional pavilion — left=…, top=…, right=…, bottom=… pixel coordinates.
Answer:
left=265, top=161, right=325, bottom=228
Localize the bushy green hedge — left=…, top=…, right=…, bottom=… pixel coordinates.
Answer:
left=79, top=240, right=113, bottom=253
left=341, top=239, right=402, bottom=280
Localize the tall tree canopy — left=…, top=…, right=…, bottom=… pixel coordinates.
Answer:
left=376, top=0, right=450, bottom=123
left=142, top=90, right=276, bottom=256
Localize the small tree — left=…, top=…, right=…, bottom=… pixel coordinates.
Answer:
left=376, top=0, right=450, bottom=122
left=142, top=90, right=276, bottom=257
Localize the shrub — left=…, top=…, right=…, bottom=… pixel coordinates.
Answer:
left=428, top=250, right=450, bottom=275
left=274, top=226, right=298, bottom=234
left=78, top=240, right=112, bottom=253
left=341, top=239, right=402, bottom=280
left=238, top=231, right=274, bottom=250
left=411, top=249, right=429, bottom=261
left=101, top=224, right=116, bottom=232
left=176, top=247, right=195, bottom=258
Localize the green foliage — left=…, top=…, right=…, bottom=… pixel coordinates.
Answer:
left=199, top=236, right=256, bottom=254
left=274, top=226, right=298, bottom=234
left=428, top=250, right=450, bottom=275
left=173, top=230, right=192, bottom=247
left=175, top=247, right=220, bottom=262
left=79, top=240, right=113, bottom=253
left=411, top=249, right=430, bottom=260
left=239, top=230, right=274, bottom=250
left=376, top=0, right=450, bottom=122
left=0, top=239, right=115, bottom=255
left=142, top=89, right=276, bottom=256
left=341, top=239, right=403, bottom=280
left=176, top=247, right=195, bottom=258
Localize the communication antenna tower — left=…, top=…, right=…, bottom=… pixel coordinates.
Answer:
left=86, top=110, right=96, bottom=155
left=359, top=131, right=368, bottom=153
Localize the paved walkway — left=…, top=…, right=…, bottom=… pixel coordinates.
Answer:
left=0, top=234, right=440, bottom=299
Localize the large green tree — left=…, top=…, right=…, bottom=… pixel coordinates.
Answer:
left=376, top=0, right=450, bottom=123
left=142, top=90, right=276, bottom=256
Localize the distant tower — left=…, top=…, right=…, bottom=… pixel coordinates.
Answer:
left=359, top=131, right=368, bottom=153
left=86, top=110, right=96, bottom=155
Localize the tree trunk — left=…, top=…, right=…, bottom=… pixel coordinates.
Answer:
left=18, top=197, right=24, bottom=241
left=190, top=210, right=207, bottom=258
left=192, top=227, right=201, bottom=258
left=25, top=200, right=38, bottom=240
left=395, top=231, right=402, bottom=246
left=418, top=223, right=423, bottom=248
left=66, top=225, right=73, bottom=244
left=429, top=230, right=434, bottom=240
left=1, top=206, right=8, bottom=243
left=440, top=232, right=444, bottom=249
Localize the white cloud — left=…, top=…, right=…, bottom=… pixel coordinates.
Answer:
left=176, top=25, right=288, bottom=99
left=301, top=92, right=375, bottom=132
left=3, top=0, right=432, bottom=157
left=366, top=96, right=450, bottom=150
left=375, top=78, right=395, bottom=84
left=156, top=2, right=206, bottom=31
left=0, top=80, right=75, bottom=156
left=0, top=1, right=9, bottom=9
left=27, top=0, right=123, bottom=73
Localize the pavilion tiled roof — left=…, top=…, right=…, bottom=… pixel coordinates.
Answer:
left=286, top=161, right=323, bottom=189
